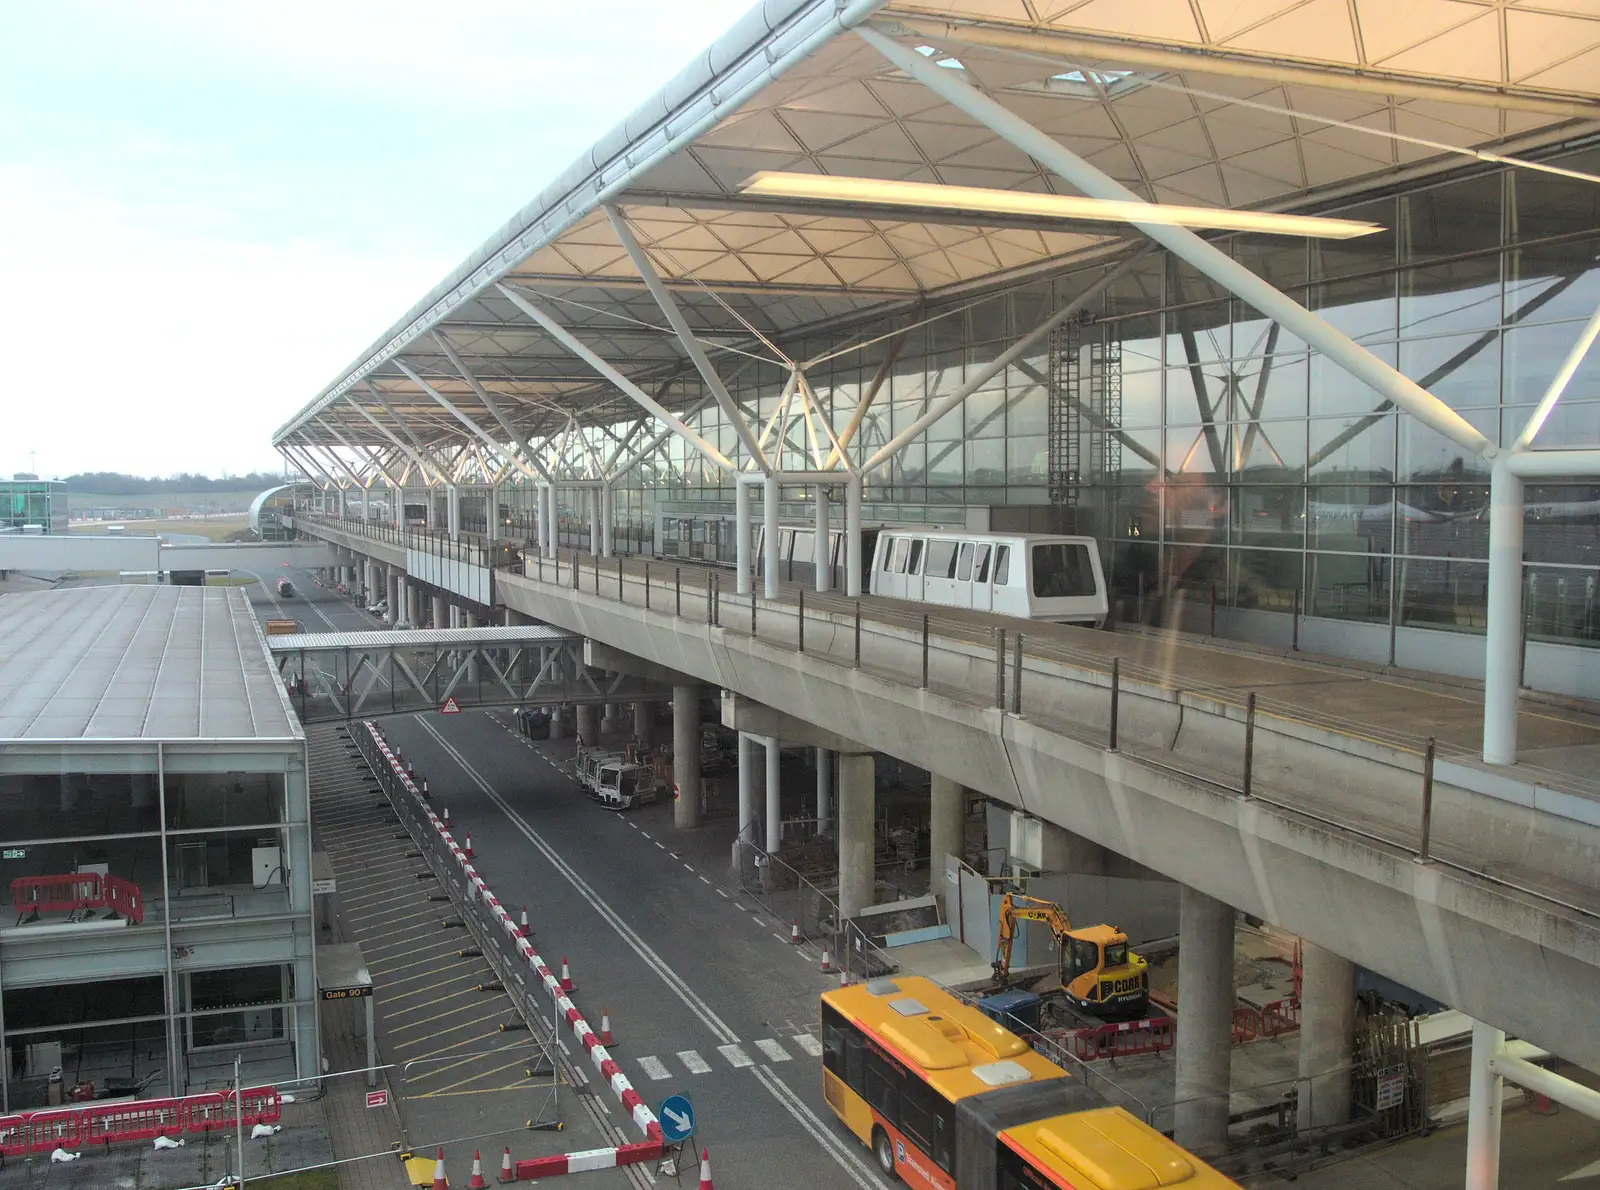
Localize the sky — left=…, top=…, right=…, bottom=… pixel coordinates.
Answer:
left=0, top=0, right=752, bottom=480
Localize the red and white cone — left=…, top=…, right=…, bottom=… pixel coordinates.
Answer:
left=819, top=945, right=833, bottom=972
left=443, top=807, right=451, bottom=827
left=698, top=1147, right=714, bottom=1190
left=468, top=1149, right=488, bottom=1190
left=430, top=1147, right=448, bottom=1190
left=464, top=836, right=475, bottom=859
left=559, top=957, right=577, bottom=993
left=597, top=1009, right=615, bottom=1047
left=517, top=906, right=529, bottom=938
left=839, top=967, right=850, bottom=988
left=497, top=1147, right=514, bottom=1184
left=789, top=919, right=801, bottom=944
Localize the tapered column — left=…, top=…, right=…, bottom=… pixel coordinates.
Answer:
left=764, top=736, right=781, bottom=852
left=1174, top=886, right=1234, bottom=1155
left=1297, top=942, right=1356, bottom=1130
left=838, top=753, right=875, bottom=919
left=815, top=748, right=832, bottom=833
left=430, top=594, right=445, bottom=631
left=845, top=474, right=863, bottom=597
left=738, top=733, right=757, bottom=844
left=763, top=475, right=780, bottom=598
left=576, top=703, right=601, bottom=746
left=814, top=486, right=831, bottom=592
left=735, top=479, right=753, bottom=597
left=672, top=684, right=701, bottom=829
left=929, top=775, right=964, bottom=903
left=633, top=701, right=654, bottom=750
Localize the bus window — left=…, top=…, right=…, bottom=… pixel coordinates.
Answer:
left=994, top=545, right=1010, bottom=584
left=956, top=542, right=974, bottom=581
left=1032, top=543, right=1097, bottom=597
left=974, top=544, right=992, bottom=584
left=863, top=1046, right=902, bottom=1123
left=898, top=1080, right=954, bottom=1172
left=998, top=1142, right=1056, bottom=1190
left=926, top=540, right=958, bottom=579
left=890, top=537, right=910, bottom=574
left=908, top=540, right=924, bottom=574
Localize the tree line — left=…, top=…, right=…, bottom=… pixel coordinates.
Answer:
left=59, top=471, right=285, bottom=494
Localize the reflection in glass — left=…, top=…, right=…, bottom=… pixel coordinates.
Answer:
left=1402, top=172, right=1502, bottom=262
left=1310, top=197, right=1395, bottom=280
left=1506, top=240, right=1600, bottom=326
left=1400, top=256, right=1502, bottom=335
left=1525, top=564, right=1600, bottom=643
left=1399, top=555, right=1487, bottom=633
left=1231, top=485, right=1305, bottom=548
left=1230, top=547, right=1302, bottom=610
left=1396, top=485, right=1488, bottom=557
left=1230, top=354, right=1308, bottom=424
left=1508, top=149, right=1600, bottom=242
left=1308, top=411, right=1395, bottom=479
left=1165, top=301, right=1231, bottom=365
left=1164, top=482, right=1227, bottom=543
left=1308, top=485, right=1394, bottom=555
left=1232, top=419, right=1306, bottom=476
left=1399, top=407, right=1495, bottom=481
left=1308, top=549, right=1390, bottom=623
left=1400, top=332, right=1501, bottom=408
left=1310, top=274, right=1396, bottom=343
left=1503, top=323, right=1600, bottom=407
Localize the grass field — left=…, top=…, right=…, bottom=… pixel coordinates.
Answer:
left=68, top=488, right=272, bottom=515
left=72, top=516, right=252, bottom=542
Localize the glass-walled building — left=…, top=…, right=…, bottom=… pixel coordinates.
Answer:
left=0, top=476, right=67, bottom=534
left=0, top=585, right=315, bottom=1108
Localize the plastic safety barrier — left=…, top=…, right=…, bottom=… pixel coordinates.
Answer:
left=1069, top=1016, right=1175, bottom=1062
left=10, top=873, right=144, bottom=926
left=1259, top=998, right=1301, bottom=1038
left=0, top=1086, right=280, bottom=1157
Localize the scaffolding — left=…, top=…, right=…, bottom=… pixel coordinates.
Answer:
left=1047, top=315, right=1123, bottom=507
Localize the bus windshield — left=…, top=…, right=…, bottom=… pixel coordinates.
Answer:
left=1031, top=543, right=1097, bottom=598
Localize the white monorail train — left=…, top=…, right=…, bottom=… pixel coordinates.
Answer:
left=868, top=528, right=1109, bottom=625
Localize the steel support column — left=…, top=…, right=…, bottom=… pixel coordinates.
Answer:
left=735, top=477, right=754, bottom=597
left=814, top=485, right=831, bottom=593
left=763, top=475, right=780, bottom=599
left=1483, top=460, right=1524, bottom=766
left=845, top=474, right=863, bottom=598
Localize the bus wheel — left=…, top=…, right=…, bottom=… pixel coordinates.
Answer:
left=872, top=1127, right=897, bottom=1180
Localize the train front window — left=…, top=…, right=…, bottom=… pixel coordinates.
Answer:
left=994, top=545, right=1009, bottom=584
left=974, top=544, right=992, bottom=583
left=908, top=540, right=924, bottom=574
left=1031, top=544, right=1097, bottom=598
left=890, top=537, right=910, bottom=573
left=881, top=538, right=896, bottom=570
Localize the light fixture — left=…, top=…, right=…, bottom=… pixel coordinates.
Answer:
left=739, top=172, right=1382, bottom=240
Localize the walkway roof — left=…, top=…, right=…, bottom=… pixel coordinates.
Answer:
left=0, top=586, right=301, bottom=742
left=273, top=0, right=1600, bottom=471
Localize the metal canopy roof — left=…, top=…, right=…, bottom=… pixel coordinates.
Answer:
left=273, top=0, right=1600, bottom=479
left=0, top=586, right=301, bottom=742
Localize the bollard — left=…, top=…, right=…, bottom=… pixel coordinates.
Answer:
left=645, top=563, right=651, bottom=611
left=1417, top=737, right=1436, bottom=861
left=1109, top=657, right=1120, bottom=752
left=675, top=567, right=682, bottom=617
left=1242, top=692, right=1257, bottom=798
left=797, top=588, right=805, bottom=653
left=994, top=627, right=1006, bottom=709
left=920, top=613, right=930, bottom=689
left=1011, top=631, right=1024, bottom=715
left=853, top=601, right=861, bottom=669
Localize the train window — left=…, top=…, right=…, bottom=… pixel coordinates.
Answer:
left=974, top=545, right=992, bottom=583
left=889, top=537, right=910, bottom=573
left=994, top=546, right=1010, bottom=584
left=908, top=540, right=924, bottom=574
left=780, top=529, right=794, bottom=558
left=793, top=530, right=815, bottom=562
left=956, top=542, right=975, bottom=581
left=926, top=540, right=958, bottom=578
left=1032, top=544, right=1098, bottom=597
left=881, top=537, right=896, bottom=570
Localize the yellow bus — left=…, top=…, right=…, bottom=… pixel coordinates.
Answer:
left=820, top=975, right=1238, bottom=1190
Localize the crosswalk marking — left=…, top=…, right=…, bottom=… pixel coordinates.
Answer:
left=636, top=1056, right=671, bottom=1081
left=717, top=1044, right=753, bottom=1069
left=792, top=1033, right=823, bottom=1058
left=754, top=1038, right=792, bottom=1063
left=677, top=1050, right=711, bottom=1075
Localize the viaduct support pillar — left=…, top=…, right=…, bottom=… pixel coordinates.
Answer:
left=929, top=775, right=964, bottom=903
left=838, top=753, right=875, bottom=920
left=737, top=733, right=758, bottom=845
left=672, top=684, right=702, bottom=829
left=430, top=594, right=446, bottom=632
left=387, top=570, right=400, bottom=625
left=633, top=701, right=654, bottom=751
left=1297, top=942, right=1356, bottom=1131
left=576, top=703, right=601, bottom=747
left=764, top=735, right=781, bottom=853
left=1174, top=885, right=1234, bottom=1156
left=815, top=748, right=832, bottom=833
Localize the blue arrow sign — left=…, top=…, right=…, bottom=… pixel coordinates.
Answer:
left=656, top=1093, right=695, bottom=1143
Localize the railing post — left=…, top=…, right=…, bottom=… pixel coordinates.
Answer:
left=1417, top=736, right=1436, bottom=861
left=675, top=567, right=682, bottom=617
left=1210, top=583, right=1217, bottom=637
left=1292, top=588, right=1301, bottom=652
left=920, top=613, right=930, bottom=690
left=644, top=563, right=651, bottom=611
left=994, top=628, right=1006, bottom=709
left=708, top=572, right=716, bottom=626
left=1242, top=692, right=1257, bottom=798
left=853, top=601, right=861, bottom=669
left=571, top=552, right=579, bottom=591
left=798, top=588, right=805, bottom=654
left=751, top=589, right=758, bottom=636
left=1011, top=632, right=1024, bottom=714
left=617, top=555, right=624, bottom=602
left=1109, top=657, right=1120, bottom=752
left=593, top=555, right=599, bottom=594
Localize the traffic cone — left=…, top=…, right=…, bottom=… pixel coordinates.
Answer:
left=468, top=1150, right=487, bottom=1189
left=431, top=1147, right=448, bottom=1190
left=819, top=945, right=833, bottom=972
left=698, top=1147, right=714, bottom=1190
left=789, top=920, right=801, bottom=944
left=497, top=1147, right=514, bottom=1183
left=517, top=906, right=529, bottom=938
left=839, top=967, right=850, bottom=988
left=443, top=807, right=451, bottom=827
left=422, top=779, right=430, bottom=799
left=597, top=1009, right=615, bottom=1047
left=559, top=957, right=577, bottom=993
left=464, top=836, right=475, bottom=859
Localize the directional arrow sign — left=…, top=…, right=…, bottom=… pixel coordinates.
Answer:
left=656, top=1093, right=695, bottom=1143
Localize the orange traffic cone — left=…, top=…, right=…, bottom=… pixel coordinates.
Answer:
left=431, top=1147, right=448, bottom=1190
left=559, top=957, right=576, bottom=993
left=789, top=920, right=801, bottom=944
left=468, top=1150, right=487, bottom=1189
left=698, top=1147, right=714, bottom=1190
left=819, top=945, right=833, bottom=972
left=517, top=906, right=529, bottom=938
left=597, top=1009, right=615, bottom=1047
left=464, top=836, right=475, bottom=859
left=497, top=1147, right=513, bottom=1183
left=839, top=967, right=850, bottom=988
left=443, top=807, right=451, bottom=827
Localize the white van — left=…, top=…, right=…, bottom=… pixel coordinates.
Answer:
left=594, top=762, right=660, bottom=811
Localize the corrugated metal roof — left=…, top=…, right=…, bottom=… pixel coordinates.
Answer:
left=0, top=585, right=300, bottom=741
left=265, top=624, right=576, bottom=651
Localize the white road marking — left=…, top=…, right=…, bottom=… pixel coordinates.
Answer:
left=792, top=1034, right=823, bottom=1058
left=636, top=1056, right=671, bottom=1081
left=754, top=1038, right=792, bottom=1063
left=683, top=864, right=694, bottom=873
left=677, top=1050, right=711, bottom=1075
left=715, top=889, right=727, bottom=898
left=717, top=1044, right=753, bottom=1069
left=698, top=876, right=711, bottom=885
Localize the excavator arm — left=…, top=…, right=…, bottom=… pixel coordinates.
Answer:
left=991, top=892, right=1076, bottom=986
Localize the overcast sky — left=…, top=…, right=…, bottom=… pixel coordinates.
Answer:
left=0, top=0, right=751, bottom=480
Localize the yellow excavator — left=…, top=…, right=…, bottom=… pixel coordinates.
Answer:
left=992, top=891, right=1150, bottom=1021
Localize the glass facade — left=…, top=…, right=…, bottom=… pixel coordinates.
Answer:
left=0, top=479, right=67, bottom=534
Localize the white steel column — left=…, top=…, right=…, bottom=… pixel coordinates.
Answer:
left=361, top=486, right=369, bottom=522
left=814, top=485, right=831, bottom=593
left=845, top=474, right=863, bottom=597
left=588, top=488, right=600, bottom=555
left=815, top=748, right=832, bottom=833
left=735, top=478, right=753, bottom=597
left=763, top=475, right=780, bottom=598
left=738, top=732, right=757, bottom=844
left=765, top=735, right=782, bottom=853
left=600, top=485, right=614, bottom=557
left=1483, top=460, right=1524, bottom=766
left=1465, top=1020, right=1506, bottom=1190
left=487, top=485, right=498, bottom=542
left=447, top=485, right=461, bottom=540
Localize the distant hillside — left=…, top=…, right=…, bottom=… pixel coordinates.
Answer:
left=60, top=471, right=284, bottom=495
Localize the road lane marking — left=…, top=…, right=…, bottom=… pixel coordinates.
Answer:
left=755, top=1039, right=792, bottom=1063
left=792, top=1034, right=823, bottom=1058
left=717, top=1044, right=753, bottom=1069
left=636, top=1056, right=671, bottom=1081
left=677, top=1050, right=711, bottom=1075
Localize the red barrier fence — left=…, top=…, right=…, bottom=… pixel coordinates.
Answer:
left=11, top=874, right=144, bottom=926
left=0, top=1086, right=280, bottom=1157
left=1067, top=1016, right=1176, bottom=1062
left=1232, top=1006, right=1260, bottom=1044
left=1260, top=998, right=1301, bottom=1038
